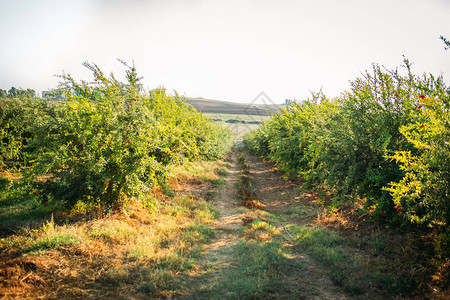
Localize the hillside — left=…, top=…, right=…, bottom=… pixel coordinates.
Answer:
left=186, top=97, right=282, bottom=116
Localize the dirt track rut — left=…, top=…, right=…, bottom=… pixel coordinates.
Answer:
left=180, top=148, right=349, bottom=299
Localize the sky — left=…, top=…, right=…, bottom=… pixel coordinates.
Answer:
left=0, top=0, right=449, bottom=104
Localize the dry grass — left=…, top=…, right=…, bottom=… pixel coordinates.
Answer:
left=0, top=161, right=224, bottom=299
left=310, top=194, right=449, bottom=297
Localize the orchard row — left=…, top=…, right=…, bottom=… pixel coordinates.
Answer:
left=0, top=62, right=233, bottom=207
left=244, top=59, right=449, bottom=229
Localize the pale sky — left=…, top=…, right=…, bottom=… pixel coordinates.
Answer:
left=1, top=0, right=449, bottom=104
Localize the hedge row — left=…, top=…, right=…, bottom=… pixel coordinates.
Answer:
left=244, top=60, right=450, bottom=228
left=1, top=62, right=233, bottom=207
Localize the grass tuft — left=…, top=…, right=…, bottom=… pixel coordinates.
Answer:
left=25, top=216, right=80, bottom=251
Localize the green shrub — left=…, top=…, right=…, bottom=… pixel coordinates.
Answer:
left=385, top=91, right=450, bottom=226
left=22, top=61, right=232, bottom=208
left=0, top=95, right=42, bottom=169
left=244, top=59, right=449, bottom=228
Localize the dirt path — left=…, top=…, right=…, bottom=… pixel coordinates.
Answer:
left=178, top=150, right=250, bottom=298
left=179, top=148, right=350, bottom=299
left=246, top=153, right=349, bottom=299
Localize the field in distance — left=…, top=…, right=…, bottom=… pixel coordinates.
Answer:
left=204, top=113, right=269, bottom=142
left=186, top=97, right=282, bottom=116
left=186, top=97, right=281, bottom=141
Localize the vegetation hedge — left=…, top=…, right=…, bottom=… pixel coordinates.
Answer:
left=1, top=61, right=233, bottom=208
left=244, top=60, right=450, bottom=237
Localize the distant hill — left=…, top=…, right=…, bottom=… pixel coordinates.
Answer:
left=186, top=97, right=282, bottom=116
